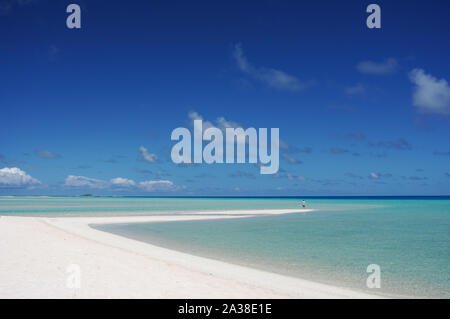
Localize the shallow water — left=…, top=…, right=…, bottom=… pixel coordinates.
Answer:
left=93, top=198, right=450, bottom=298
left=0, top=196, right=303, bottom=216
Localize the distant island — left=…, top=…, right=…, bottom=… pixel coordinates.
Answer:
left=80, top=194, right=93, bottom=197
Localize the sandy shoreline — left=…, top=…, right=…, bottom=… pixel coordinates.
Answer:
left=0, top=209, right=381, bottom=299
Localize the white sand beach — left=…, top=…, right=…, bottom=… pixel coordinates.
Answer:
left=0, top=209, right=381, bottom=299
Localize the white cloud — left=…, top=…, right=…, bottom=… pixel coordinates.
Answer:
left=188, top=111, right=242, bottom=148
left=286, top=174, right=306, bottom=181
left=110, top=177, right=136, bottom=188
left=357, top=58, right=398, bottom=75
left=215, top=116, right=241, bottom=131
left=35, top=149, right=61, bottom=159
left=0, top=0, right=35, bottom=16
left=64, top=175, right=108, bottom=189
left=273, top=171, right=305, bottom=181
left=345, top=83, right=365, bottom=95
left=139, top=180, right=177, bottom=192
left=187, top=111, right=249, bottom=153
left=232, top=43, right=307, bottom=91
left=139, top=146, right=158, bottom=163
left=16, top=0, right=35, bottom=6
left=0, top=2, right=12, bottom=15
left=188, top=111, right=215, bottom=138
left=409, top=68, right=450, bottom=115
left=0, top=167, right=41, bottom=188
left=188, top=111, right=241, bottom=132
left=63, top=175, right=178, bottom=192
left=369, top=172, right=379, bottom=179
left=281, top=153, right=302, bottom=164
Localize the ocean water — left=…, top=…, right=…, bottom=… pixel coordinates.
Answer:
left=0, top=196, right=304, bottom=216
left=2, top=196, right=449, bottom=298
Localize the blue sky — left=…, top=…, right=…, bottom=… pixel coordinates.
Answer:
left=1, top=0, right=449, bottom=196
